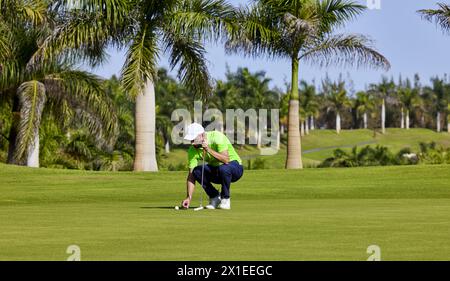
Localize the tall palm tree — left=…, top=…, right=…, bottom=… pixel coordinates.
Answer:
left=231, top=67, right=279, bottom=146
left=38, top=0, right=235, bottom=171
left=397, top=80, right=421, bottom=130
left=0, top=0, right=117, bottom=167
left=227, top=0, right=390, bottom=169
left=419, top=4, right=450, bottom=133
left=448, top=102, right=450, bottom=133
left=368, top=76, right=395, bottom=134
left=299, top=80, right=318, bottom=135
left=355, top=91, right=374, bottom=129
left=324, top=79, right=351, bottom=134
left=424, top=77, right=449, bottom=132
left=155, top=69, right=191, bottom=154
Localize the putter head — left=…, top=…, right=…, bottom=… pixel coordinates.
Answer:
left=194, top=206, right=204, bottom=211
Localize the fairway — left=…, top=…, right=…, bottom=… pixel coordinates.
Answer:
left=1, top=163, right=450, bottom=261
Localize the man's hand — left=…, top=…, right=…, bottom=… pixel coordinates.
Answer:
left=182, top=197, right=191, bottom=209
left=201, top=140, right=208, bottom=151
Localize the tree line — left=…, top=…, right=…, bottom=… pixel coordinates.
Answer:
left=1, top=0, right=449, bottom=171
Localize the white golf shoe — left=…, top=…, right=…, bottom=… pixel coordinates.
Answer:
left=205, top=196, right=221, bottom=209
left=218, top=198, right=231, bottom=210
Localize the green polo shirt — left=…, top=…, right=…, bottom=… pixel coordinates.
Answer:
left=187, top=131, right=242, bottom=169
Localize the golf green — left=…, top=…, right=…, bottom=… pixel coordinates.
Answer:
left=0, top=163, right=449, bottom=260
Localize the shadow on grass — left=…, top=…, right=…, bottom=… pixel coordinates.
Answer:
left=140, top=206, right=176, bottom=209
left=140, top=206, right=195, bottom=210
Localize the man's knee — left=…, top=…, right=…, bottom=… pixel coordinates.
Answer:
left=192, top=166, right=203, bottom=180
left=218, top=164, right=232, bottom=176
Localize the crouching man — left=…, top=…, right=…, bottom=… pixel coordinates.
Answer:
left=181, top=123, right=244, bottom=210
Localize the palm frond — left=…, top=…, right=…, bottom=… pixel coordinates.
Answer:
left=317, top=0, right=365, bottom=32
left=163, top=31, right=211, bottom=100
left=225, top=3, right=284, bottom=59
left=1, top=0, right=47, bottom=25
left=121, top=24, right=159, bottom=98
left=418, top=3, right=450, bottom=33
left=13, top=80, right=46, bottom=162
left=58, top=0, right=129, bottom=23
left=0, top=60, right=22, bottom=90
left=0, top=21, right=13, bottom=61
left=170, top=0, right=236, bottom=42
left=300, top=33, right=390, bottom=70
left=44, top=70, right=118, bottom=144
left=27, top=0, right=131, bottom=71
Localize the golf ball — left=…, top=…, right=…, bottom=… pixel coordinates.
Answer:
left=175, top=206, right=179, bottom=210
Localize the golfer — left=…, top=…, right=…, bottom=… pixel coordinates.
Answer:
left=181, top=123, right=244, bottom=210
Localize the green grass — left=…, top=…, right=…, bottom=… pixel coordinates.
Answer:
left=1, top=163, right=450, bottom=260
left=161, top=128, right=450, bottom=169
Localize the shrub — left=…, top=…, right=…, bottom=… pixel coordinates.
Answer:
left=320, top=142, right=450, bottom=168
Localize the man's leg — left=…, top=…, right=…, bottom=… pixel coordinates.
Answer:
left=217, top=161, right=244, bottom=199
left=192, top=164, right=220, bottom=198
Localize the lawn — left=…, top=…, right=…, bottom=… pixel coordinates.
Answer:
left=1, top=163, right=450, bottom=260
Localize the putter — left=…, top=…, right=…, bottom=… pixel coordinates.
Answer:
left=194, top=150, right=206, bottom=211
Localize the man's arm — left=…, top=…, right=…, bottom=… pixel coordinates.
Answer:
left=182, top=170, right=196, bottom=208
left=203, top=142, right=230, bottom=164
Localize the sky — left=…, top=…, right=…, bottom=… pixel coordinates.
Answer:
left=88, top=0, right=450, bottom=93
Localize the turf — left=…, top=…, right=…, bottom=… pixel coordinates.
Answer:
left=1, top=163, right=450, bottom=260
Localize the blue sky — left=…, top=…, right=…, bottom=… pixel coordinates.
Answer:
left=89, top=0, right=450, bottom=93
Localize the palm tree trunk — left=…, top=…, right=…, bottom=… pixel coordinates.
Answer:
left=406, top=109, right=410, bottom=130
left=381, top=98, right=386, bottom=134
left=400, top=107, right=404, bottom=129
left=276, top=129, right=280, bottom=150
left=27, top=134, right=39, bottom=167
left=305, top=117, right=309, bottom=135
left=300, top=121, right=305, bottom=137
left=437, top=111, right=441, bottom=132
left=134, top=79, right=158, bottom=171
left=336, top=112, right=341, bottom=134
left=165, top=139, right=170, bottom=154
left=285, top=57, right=303, bottom=169
left=257, top=128, right=262, bottom=149
left=310, top=116, right=315, bottom=130
left=448, top=112, right=450, bottom=133
left=363, top=112, right=368, bottom=129
left=7, top=95, right=20, bottom=164
left=280, top=124, right=285, bottom=135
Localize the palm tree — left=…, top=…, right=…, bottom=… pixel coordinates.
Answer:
left=31, top=0, right=235, bottom=171
left=154, top=68, right=193, bottom=154
left=424, top=77, right=449, bottom=132
left=214, top=67, right=279, bottom=147
left=397, top=79, right=421, bottom=130
left=233, top=68, right=279, bottom=146
left=324, top=79, right=351, bottom=134
left=355, top=91, right=374, bottom=129
left=448, top=102, right=450, bottom=133
left=227, top=0, right=390, bottom=169
left=299, top=80, right=318, bottom=135
left=419, top=4, right=450, bottom=133
left=368, top=76, right=395, bottom=134
left=0, top=0, right=117, bottom=167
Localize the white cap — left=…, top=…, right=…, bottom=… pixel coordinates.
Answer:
left=184, top=123, right=205, bottom=141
